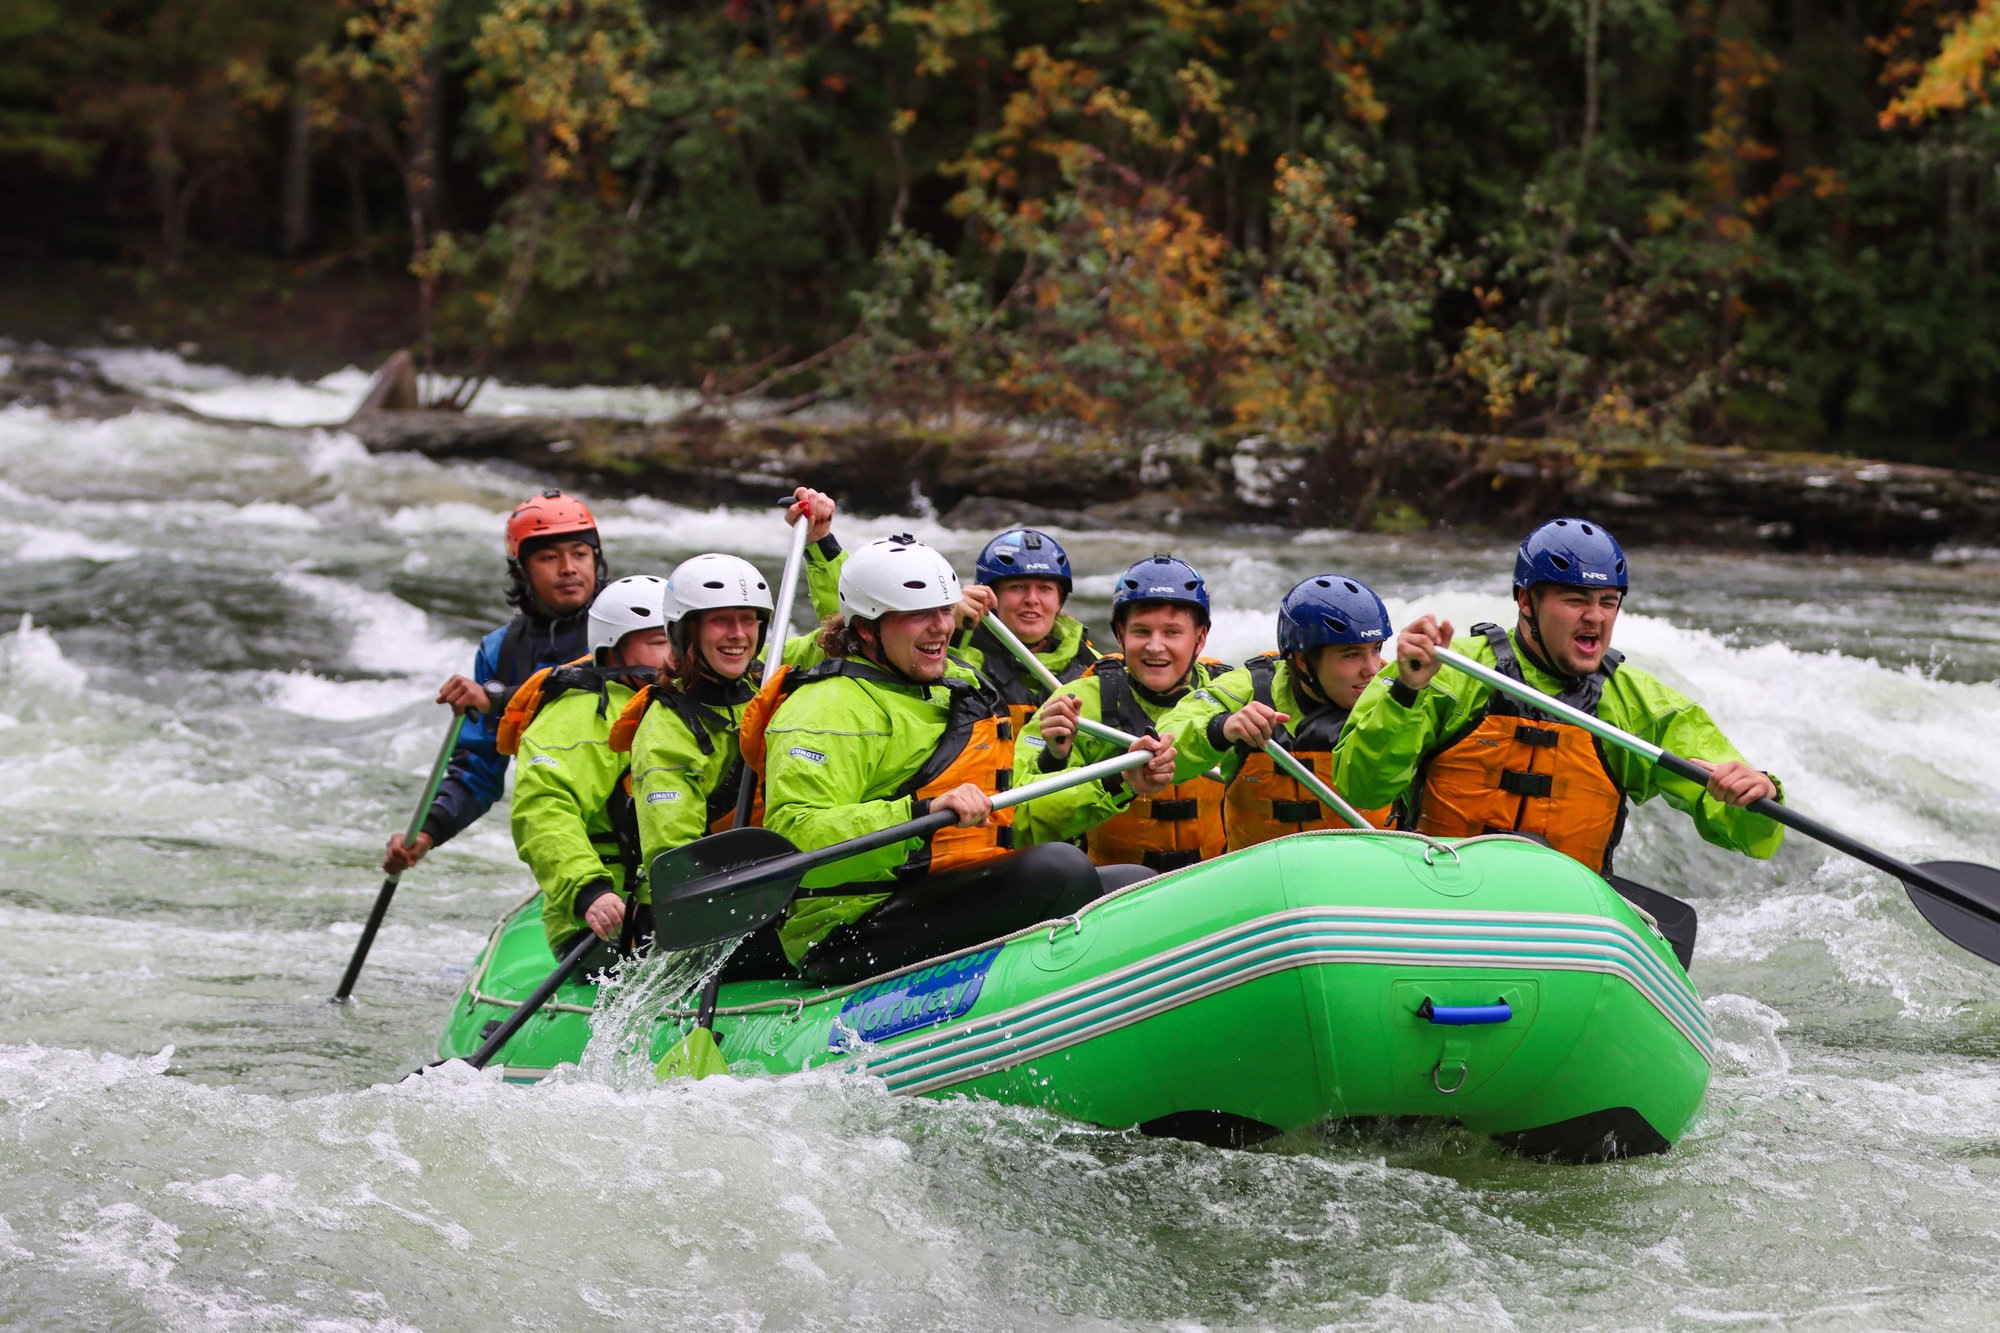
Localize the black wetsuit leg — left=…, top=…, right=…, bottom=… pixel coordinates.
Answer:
left=1094, top=863, right=1156, bottom=894
left=800, top=842, right=1106, bottom=984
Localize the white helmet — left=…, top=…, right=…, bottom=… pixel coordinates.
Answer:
left=587, top=575, right=673, bottom=654
left=838, top=535, right=963, bottom=620
left=665, top=554, right=775, bottom=620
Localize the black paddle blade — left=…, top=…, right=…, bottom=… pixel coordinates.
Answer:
left=649, top=826, right=802, bottom=953
left=1609, top=875, right=1698, bottom=972
left=1903, top=861, right=2000, bottom=966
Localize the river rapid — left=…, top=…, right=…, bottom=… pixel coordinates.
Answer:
left=2, top=350, right=1998, bottom=1331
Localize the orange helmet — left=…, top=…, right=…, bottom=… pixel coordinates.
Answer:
left=505, top=490, right=600, bottom=560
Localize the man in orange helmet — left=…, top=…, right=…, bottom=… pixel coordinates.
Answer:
left=382, top=489, right=611, bottom=873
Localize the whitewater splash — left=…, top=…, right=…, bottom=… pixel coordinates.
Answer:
left=1, top=348, right=1998, bottom=1327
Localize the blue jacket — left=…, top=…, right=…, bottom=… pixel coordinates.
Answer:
left=421, top=608, right=592, bottom=846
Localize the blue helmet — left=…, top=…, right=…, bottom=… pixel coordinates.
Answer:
left=1111, top=554, right=1211, bottom=627
left=976, top=528, right=1072, bottom=598
left=1513, top=518, right=1628, bottom=594
left=1276, top=574, right=1391, bottom=654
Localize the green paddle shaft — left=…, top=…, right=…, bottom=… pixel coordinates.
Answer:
left=1431, top=644, right=2000, bottom=934
left=332, top=714, right=464, bottom=1003
left=979, top=612, right=1227, bottom=783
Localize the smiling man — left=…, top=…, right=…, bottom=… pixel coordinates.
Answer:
left=1329, top=518, right=1786, bottom=876
left=1015, top=555, right=1224, bottom=871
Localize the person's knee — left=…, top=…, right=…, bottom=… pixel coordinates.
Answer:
left=1095, top=863, right=1156, bottom=894
left=1007, top=841, right=1103, bottom=916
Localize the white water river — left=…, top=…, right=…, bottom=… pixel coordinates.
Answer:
left=1, top=351, right=1998, bottom=1329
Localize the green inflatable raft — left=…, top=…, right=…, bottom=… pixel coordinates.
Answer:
left=435, top=829, right=1712, bottom=1162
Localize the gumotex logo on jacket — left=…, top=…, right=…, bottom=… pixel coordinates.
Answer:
left=828, top=947, right=1001, bottom=1050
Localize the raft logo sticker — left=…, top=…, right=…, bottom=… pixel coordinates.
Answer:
left=829, top=947, right=1000, bottom=1050
left=788, top=745, right=828, bottom=764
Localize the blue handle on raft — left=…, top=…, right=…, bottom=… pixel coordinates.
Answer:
left=1418, top=999, right=1512, bottom=1026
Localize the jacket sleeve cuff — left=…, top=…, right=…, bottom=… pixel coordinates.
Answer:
left=910, top=796, right=931, bottom=821
left=572, top=879, right=617, bottom=920
left=1098, top=771, right=1132, bottom=803
left=1205, top=714, right=1234, bottom=754
left=813, top=535, right=841, bottom=560
left=1389, top=680, right=1423, bottom=708
left=1037, top=744, right=1069, bottom=774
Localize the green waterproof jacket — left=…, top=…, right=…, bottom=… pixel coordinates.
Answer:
left=761, top=657, right=985, bottom=963
left=951, top=614, right=1098, bottom=703
left=802, top=538, right=845, bottom=627
left=1329, top=625, right=1785, bottom=860
left=1155, top=657, right=1330, bottom=787
left=1012, top=661, right=1222, bottom=847
left=512, top=677, right=640, bottom=952
left=628, top=631, right=825, bottom=870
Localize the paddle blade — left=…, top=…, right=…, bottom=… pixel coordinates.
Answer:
left=1904, top=861, right=2000, bottom=966
left=1609, top=875, right=1698, bottom=972
left=655, top=1026, right=730, bottom=1081
left=649, top=826, right=802, bottom=952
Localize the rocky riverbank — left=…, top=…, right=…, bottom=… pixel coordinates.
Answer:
left=7, top=346, right=1997, bottom=554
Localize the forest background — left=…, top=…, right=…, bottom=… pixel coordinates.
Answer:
left=4, top=0, right=2000, bottom=470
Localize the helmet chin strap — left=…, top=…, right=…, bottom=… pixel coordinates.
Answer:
left=1289, top=652, right=1333, bottom=708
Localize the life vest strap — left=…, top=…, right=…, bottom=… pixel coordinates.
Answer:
left=1142, top=849, right=1201, bottom=872
left=1271, top=798, right=1322, bottom=823
left=1148, top=798, right=1199, bottom=821
left=1515, top=724, right=1560, bottom=748
left=1500, top=769, right=1554, bottom=798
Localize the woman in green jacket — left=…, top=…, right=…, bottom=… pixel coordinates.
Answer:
left=512, top=575, right=675, bottom=957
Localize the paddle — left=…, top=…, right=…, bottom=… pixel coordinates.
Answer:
left=732, top=499, right=812, bottom=827
left=1433, top=645, right=2000, bottom=967
left=649, top=747, right=1164, bottom=953
left=453, top=930, right=600, bottom=1071
left=978, top=612, right=1227, bottom=783
left=331, top=714, right=464, bottom=1003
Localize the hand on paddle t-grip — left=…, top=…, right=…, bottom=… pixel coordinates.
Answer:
left=1222, top=702, right=1288, bottom=748
left=1686, top=757, right=1779, bottom=808
left=787, top=486, right=837, bottom=543
left=1035, top=692, right=1082, bottom=760
left=382, top=831, right=433, bottom=874
left=1395, top=615, right=1456, bottom=689
left=929, top=783, right=994, bottom=827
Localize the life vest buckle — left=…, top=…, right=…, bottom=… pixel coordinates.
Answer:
left=1514, top=724, right=1559, bottom=748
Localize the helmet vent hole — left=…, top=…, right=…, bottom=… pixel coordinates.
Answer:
left=1551, top=555, right=1572, bottom=570
left=1615, top=560, right=1626, bottom=574
left=1343, top=580, right=1360, bottom=594
left=902, top=580, right=927, bottom=590
left=1313, top=578, right=1331, bottom=588
left=701, top=580, right=725, bottom=589
left=1581, top=523, right=1596, bottom=536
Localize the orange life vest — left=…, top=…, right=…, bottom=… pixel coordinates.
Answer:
left=1412, top=623, right=1628, bottom=874
left=609, top=676, right=761, bottom=834
left=1223, top=654, right=1396, bottom=849
left=494, top=655, right=595, bottom=756
left=738, top=658, right=1016, bottom=877
left=963, top=621, right=1100, bottom=737
left=1077, top=655, right=1226, bottom=872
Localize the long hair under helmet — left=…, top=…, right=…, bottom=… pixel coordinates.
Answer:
left=505, top=489, right=607, bottom=612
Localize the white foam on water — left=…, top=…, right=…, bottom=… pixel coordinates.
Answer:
left=278, top=572, right=472, bottom=679
left=0, top=614, right=88, bottom=721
